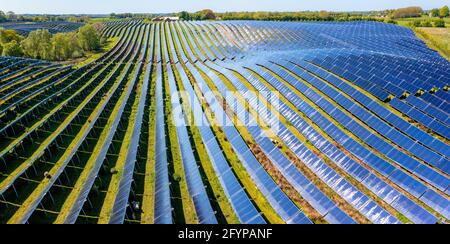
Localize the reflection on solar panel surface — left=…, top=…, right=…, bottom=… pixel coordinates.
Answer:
left=0, top=20, right=448, bottom=224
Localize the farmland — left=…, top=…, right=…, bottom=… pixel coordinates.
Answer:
left=0, top=19, right=449, bottom=224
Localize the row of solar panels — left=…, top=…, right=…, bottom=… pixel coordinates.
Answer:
left=0, top=23, right=141, bottom=223
left=259, top=61, right=450, bottom=195
left=164, top=20, right=446, bottom=223
left=232, top=62, right=446, bottom=223
left=0, top=21, right=84, bottom=35
left=281, top=59, right=450, bottom=175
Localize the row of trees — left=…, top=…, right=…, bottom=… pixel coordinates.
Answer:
left=429, top=6, right=449, bottom=18
left=391, top=7, right=423, bottom=18
left=0, top=25, right=103, bottom=61
left=219, top=11, right=385, bottom=22
left=411, top=19, right=446, bottom=28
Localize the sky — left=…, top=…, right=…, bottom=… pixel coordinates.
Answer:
left=1, top=0, right=449, bottom=15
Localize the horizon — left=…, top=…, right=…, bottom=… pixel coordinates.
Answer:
left=1, top=0, right=449, bottom=15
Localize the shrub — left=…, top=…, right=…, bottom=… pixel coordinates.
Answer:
left=2, top=40, right=23, bottom=57
left=110, top=167, right=119, bottom=174
left=172, top=173, right=182, bottom=182
left=385, top=19, right=397, bottom=24
left=421, top=21, right=432, bottom=27
left=392, top=6, right=423, bottom=18
left=434, top=19, right=446, bottom=28
left=412, top=20, right=422, bottom=27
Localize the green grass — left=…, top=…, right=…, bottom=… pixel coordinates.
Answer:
left=141, top=28, right=157, bottom=224
left=88, top=18, right=115, bottom=24
left=415, top=27, right=450, bottom=61
left=74, top=37, right=120, bottom=69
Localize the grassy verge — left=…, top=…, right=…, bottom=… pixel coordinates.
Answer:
left=141, top=32, right=157, bottom=224
left=415, top=27, right=450, bottom=61
left=73, top=37, right=120, bottom=68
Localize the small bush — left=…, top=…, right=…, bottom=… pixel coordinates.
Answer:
left=110, top=167, right=119, bottom=174
left=385, top=19, right=397, bottom=24
left=421, top=21, right=432, bottom=27
left=434, top=19, right=446, bottom=28
left=172, top=173, right=182, bottom=182
left=412, top=20, right=422, bottom=27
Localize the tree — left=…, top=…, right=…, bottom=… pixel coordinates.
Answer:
left=179, top=11, right=191, bottom=21
left=2, top=40, right=23, bottom=57
left=110, top=13, right=117, bottom=19
left=0, top=29, right=23, bottom=44
left=21, top=29, right=53, bottom=59
left=52, top=32, right=82, bottom=60
left=430, top=9, right=440, bottom=17
left=0, top=11, right=6, bottom=22
left=439, top=6, right=449, bottom=18
left=392, top=6, right=423, bottom=18
left=0, top=44, right=3, bottom=55
left=77, top=25, right=100, bottom=52
left=196, top=9, right=216, bottom=20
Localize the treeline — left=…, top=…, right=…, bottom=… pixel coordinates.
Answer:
left=410, top=19, right=446, bottom=28
left=388, top=5, right=449, bottom=19
left=0, top=25, right=104, bottom=61
left=218, top=11, right=384, bottom=21
left=177, top=10, right=384, bottom=22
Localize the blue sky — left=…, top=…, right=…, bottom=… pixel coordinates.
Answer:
left=1, top=0, right=449, bottom=14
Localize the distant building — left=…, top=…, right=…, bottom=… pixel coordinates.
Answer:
left=152, top=16, right=180, bottom=22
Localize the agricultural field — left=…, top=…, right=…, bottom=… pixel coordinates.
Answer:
left=0, top=19, right=449, bottom=225
left=415, top=27, right=450, bottom=60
